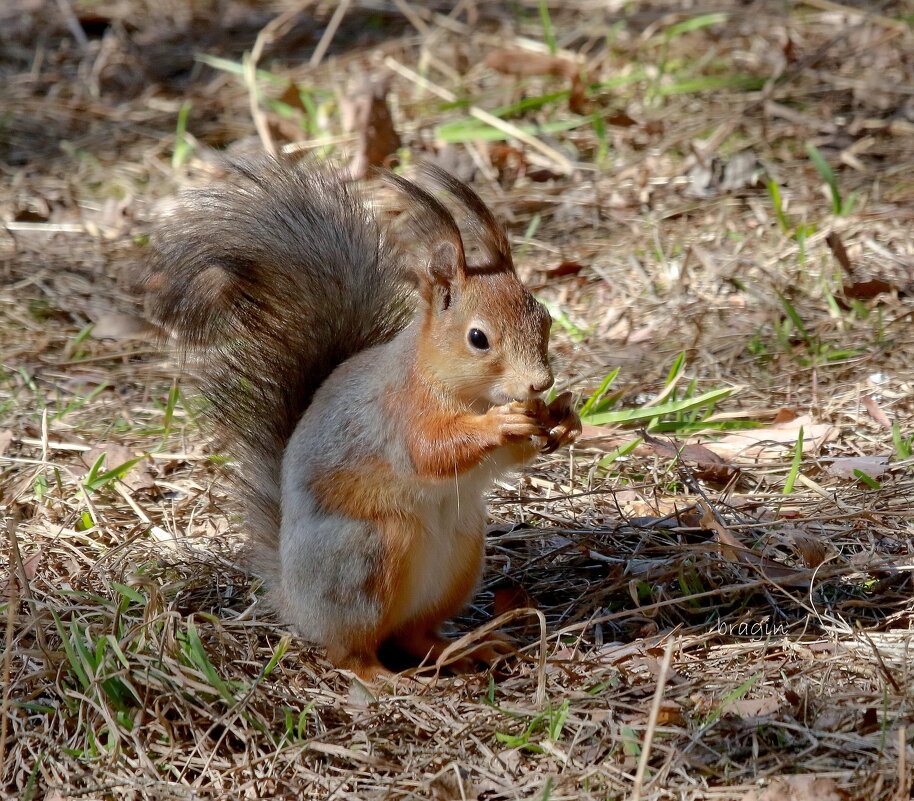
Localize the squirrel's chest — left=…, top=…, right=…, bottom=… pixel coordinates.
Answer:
left=398, top=479, right=488, bottom=622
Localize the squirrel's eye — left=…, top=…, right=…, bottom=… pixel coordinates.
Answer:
left=468, top=328, right=490, bottom=350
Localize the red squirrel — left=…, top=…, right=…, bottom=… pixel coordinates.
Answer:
left=144, top=157, right=581, bottom=680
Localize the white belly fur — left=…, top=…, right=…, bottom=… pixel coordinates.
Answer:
left=398, top=465, right=491, bottom=624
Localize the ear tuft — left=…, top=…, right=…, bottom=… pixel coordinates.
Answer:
left=420, top=164, right=514, bottom=271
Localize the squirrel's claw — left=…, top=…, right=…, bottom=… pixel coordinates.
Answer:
left=541, top=392, right=582, bottom=453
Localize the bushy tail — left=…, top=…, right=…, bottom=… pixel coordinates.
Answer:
left=143, top=157, right=413, bottom=577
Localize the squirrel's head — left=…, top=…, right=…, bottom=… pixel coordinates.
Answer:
left=388, top=166, right=554, bottom=409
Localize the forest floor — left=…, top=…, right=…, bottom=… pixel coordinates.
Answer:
left=1, top=1, right=913, bottom=799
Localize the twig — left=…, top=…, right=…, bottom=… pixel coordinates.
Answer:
left=0, top=523, right=17, bottom=777
left=310, top=0, right=352, bottom=68
left=896, top=726, right=908, bottom=801
left=630, top=637, right=675, bottom=801
left=392, top=0, right=429, bottom=34
left=55, top=0, right=89, bottom=50
left=799, top=0, right=911, bottom=32
left=246, top=3, right=314, bottom=157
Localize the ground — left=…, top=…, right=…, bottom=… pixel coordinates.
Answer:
left=1, top=1, right=913, bottom=800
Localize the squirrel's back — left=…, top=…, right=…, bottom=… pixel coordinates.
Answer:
left=144, top=157, right=414, bottom=573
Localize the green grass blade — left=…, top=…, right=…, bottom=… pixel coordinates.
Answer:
left=805, top=142, right=842, bottom=214
left=664, top=352, right=686, bottom=386
left=172, top=100, right=193, bottom=169
left=665, top=12, right=728, bottom=39
left=435, top=115, right=587, bottom=144
left=582, top=387, right=737, bottom=426
left=85, top=455, right=146, bottom=492
left=597, top=436, right=642, bottom=468
left=580, top=368, right=620, bottom=417
left=538, top=1, right=557, bottom=54
left=766, top=179, right=790, bottom=233
left=778, top=293, right=810, bottom=343
left=703, top=673, right=760, bottom=728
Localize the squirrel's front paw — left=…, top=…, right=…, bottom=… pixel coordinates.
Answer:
left=487, top=401, right=551, bottom=444
left=541, top=391, right=582, bottom=453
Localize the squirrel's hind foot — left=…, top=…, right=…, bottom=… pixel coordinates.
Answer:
left=326, top=646, right=392, bottom=683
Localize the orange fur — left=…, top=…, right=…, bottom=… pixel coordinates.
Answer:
left=309, top=458, right=410, bottom=520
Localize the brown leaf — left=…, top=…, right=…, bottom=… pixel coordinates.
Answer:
left=540, top=260, right=584, bottom=278
left=655, top=700, right=685, bottom=726
left=278, top=81, right=306, bottom=113
left=484, top=49, right=586, bottom=113
left=0, top=430, right=12, bottom=456
left=642, top=431, right=735, bottom=483
left=773, top=408, right=797, bottom=424
left=825, top=231, right=854, bottom=276
left=605, top=111, right=638, bottom=127
left=341, top=80, right=401, bottom=181
left=787, top=530, right=829, bottom=568
left=842, top=278, right=895, bottom=299
left=484, top=49, right=577, bottom=79
left=727, top=693, right=781, bottom=719
left=740, top=775, right=847, bottom=801
left=568, top=73, right=587, bottom=115
left=861, top=395, right=892, bottom=430
left=493, top=582, right=537, bottom=617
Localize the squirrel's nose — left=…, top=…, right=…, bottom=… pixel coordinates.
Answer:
left=529, top=375, right=554, bottom=394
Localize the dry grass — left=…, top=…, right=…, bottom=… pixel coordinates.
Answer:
left=1, top=1, right=913, bottom=799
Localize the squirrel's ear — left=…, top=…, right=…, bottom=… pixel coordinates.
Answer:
left=428, top=241, right=461, bottom=284
left=423, top=241, right=462, bottom=310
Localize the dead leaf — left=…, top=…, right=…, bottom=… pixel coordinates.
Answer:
left=642, top=431, right=735, bottom=483
left=568, top=74, right=587, bottom=115
left=540, top=260, right=584, bottom=278
left=773, top=408, right=798, bottom=424
left=655, top=700, right=685, bottom=726
left=90, top=312, right=155, bottom=340
left=597, top=641, right=650, bottom=665
left=786, top=530, right=829, bottom=568
left=825, top=231, right=854, bottom=276
left=740, top=775, right=847, bottom=801
left=692, top=415, right=838, bottom=463
left=842, top=278, right=895, bottom=299
left=699, top=504, right=811, bottom=587
left=484, top=49, right=586, bottom=113
left=2, top=551, right=41, bottom=598
left=493, top=582, right=537, bottom=617
left=278, top=81, right=306, bottom=113
left=484, top=49, right=577, bottom=79
left=727, top=693, right=781, bottom=719
left=825, top=455, right=889, bottom=480
left=605, top=111, right=638, bottom=127
left=0, top=430, right=12, bottom=456
left=578, top=425, right=631, bottom=449
left=861, top=395, right=892, bottom=430
left=341, top=79, right=401, bottom=181
left=2, top=546, right=44, bottom=599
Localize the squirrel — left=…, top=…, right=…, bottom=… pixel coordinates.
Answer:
left=144, top=156, right=581, bottom=681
